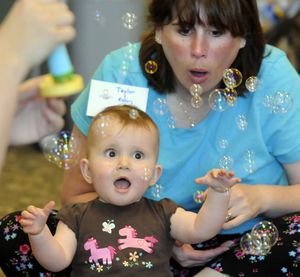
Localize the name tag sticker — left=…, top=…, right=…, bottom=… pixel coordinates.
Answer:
left=86, top=80, right=149, bottom=116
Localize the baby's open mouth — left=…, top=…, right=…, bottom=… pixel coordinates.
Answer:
left=114, top=178, right=131, bottom=190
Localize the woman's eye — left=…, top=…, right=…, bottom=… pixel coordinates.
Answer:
left=178, top=25, right=192, bottom=36
left=133, top=152, right=144, bottom=160
left=210, top=29, right=224, bottom=37
left=105, top=149, right=116, bottom=158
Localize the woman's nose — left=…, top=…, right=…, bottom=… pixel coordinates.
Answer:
left=191, top=34, right=207, bottom=58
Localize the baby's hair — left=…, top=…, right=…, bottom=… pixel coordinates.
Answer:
left=88, top=105, right=160, bottom=153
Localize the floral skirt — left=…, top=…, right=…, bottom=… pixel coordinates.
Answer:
left=1, top=211, right=300, bottom=276
left=0, top=211, right=70, bottom=276
left=171, top=212, right=300, bottom=277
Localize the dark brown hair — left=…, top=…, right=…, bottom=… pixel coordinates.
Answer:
left=139, top=0, right=265, bottom=95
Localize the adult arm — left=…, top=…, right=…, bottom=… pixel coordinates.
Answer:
left=223, top=160, right=300, bottom=229
left=0, top=0, right=75, bottom=169
left=9, top=77, right=66, bottom=146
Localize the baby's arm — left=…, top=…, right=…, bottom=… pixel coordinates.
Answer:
left=20, top=201, right=77, bottom=272
left=170, top=169, right=240, bottom=244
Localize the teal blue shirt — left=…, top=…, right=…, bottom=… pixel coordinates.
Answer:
left=71, top=43, right=300, bottom=234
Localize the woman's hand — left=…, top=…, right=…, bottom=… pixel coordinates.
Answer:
left=172, top=241, right=233, bottom=267
left=9, top=77, right=66, bottom=145
left=222, top=184, right=264, bottom=229
left=0, top=0, right=75, bottom=71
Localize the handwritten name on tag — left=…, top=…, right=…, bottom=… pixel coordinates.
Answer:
left=86, top=80, right=149, bottom=116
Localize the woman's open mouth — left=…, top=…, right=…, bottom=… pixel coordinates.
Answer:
left=189, top=70, right=208, bottom=83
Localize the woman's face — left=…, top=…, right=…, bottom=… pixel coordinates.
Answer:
left=156, top=11, right=245, bottom=94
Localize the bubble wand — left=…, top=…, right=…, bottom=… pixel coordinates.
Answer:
left=40, top=44, right=84, bottom=97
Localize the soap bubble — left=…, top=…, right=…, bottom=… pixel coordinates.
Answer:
left=272, top=91, right=293, bottom=114
left=193, top=190, right=205, bottom=204
left=151, top=183, right=163, bottom=199
left=122, top=12, right=137, bottom=30
left=167, top=116, right=176, bottom=129
left=142, top=168, right=153, bottom=181
left=124, top=42, right=136, bottom=61
left=129, top=108, right=139, bottom=119
left=120, top=60, right=129, bottom=76
left=246, top=76, right=260, bottom=92
left=218, top=138, right=229, bottom=149
left=93, top=115, right=112, bottom=137
left=219, top=155, right=234, bottom=171
left=224, top=89, right=237, bottom=107
left=252, top=221, right=279, bottom=247
left=153, top=98, right=168, bottom=116
left=223, top=68, right=243, bottom=89
left=236, top=114, right=248, bottom=131
left=94, top=9, right=106, bottom=26
left=41, top=131, right=79, bottom=170
left=145, top=60, right=158, bottom=74
left=240, top=221, right=278, bottom=256
left=190, top=84, right=203, bottom=96
left=209, top=89, right=230, bottom=112
left=243, top=150, right=256, bottom=174
left=191, top=95, right=203, bottom=108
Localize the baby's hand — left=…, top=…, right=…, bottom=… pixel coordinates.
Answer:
left=195, top=169, right=241, bottom=193
left=20, top=201, right=55, bottom=235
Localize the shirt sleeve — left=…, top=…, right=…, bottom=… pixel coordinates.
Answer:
left=57, top=203, right=88, bottom=239
left=259, top=49, right=300, bottom=163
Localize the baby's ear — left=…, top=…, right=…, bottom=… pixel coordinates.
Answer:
left=150, top=164, right=163, bottom=186
left=80, top=158, right=93, bottom=184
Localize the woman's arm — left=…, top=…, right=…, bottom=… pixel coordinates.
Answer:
left=222, top=160, right=300, bottom=229
left=61, top=126, right=98, bottom=204
left=262, top=160, right=300, bottom=217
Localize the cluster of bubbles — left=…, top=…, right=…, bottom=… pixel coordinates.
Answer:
left=240, top=221, right=279, bottom=255
left=40, top=131, right=79, bottom=170
left=208, top=69, right=260, bottom=112
left=152, top=68, right=262, bottom=129
left=189, top=84, right=203, bottom=108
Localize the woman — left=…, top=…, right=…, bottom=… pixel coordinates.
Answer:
left=2, top=0, right=300, bottom=276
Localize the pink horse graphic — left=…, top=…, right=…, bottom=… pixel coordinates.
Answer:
left=118, top=225, right=158, bottom=253
left=84, top=237, right=116, bottom=265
